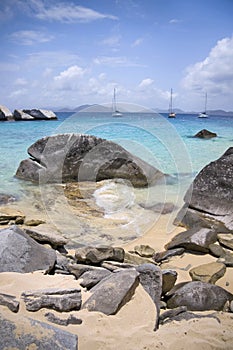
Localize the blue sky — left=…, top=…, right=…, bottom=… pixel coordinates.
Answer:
left=0, top=0, right=233, bottom=111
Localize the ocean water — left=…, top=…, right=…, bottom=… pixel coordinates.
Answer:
left=0, top=111, right=232, bottom=246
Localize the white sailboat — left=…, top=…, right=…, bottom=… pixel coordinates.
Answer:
left=168, top=88, right=176, bottom=118
left=198, top=92, right=208, bottom=118
left=112, top=88, right=122, bottom=117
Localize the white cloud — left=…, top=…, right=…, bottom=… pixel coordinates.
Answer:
left=169, top=18, right=181, bottom=24
left=131, top=38, right=143, bottom=47
left=53, top=65, right=87, bottom=90
left=14, top=78, right=28, bottom=86
left=138, top=78, right=154, bottom=89
left=93, top=56, right=146, bottom=67
left=28, top=0, right=118, bottom=23
left=182, top=36, right=233, bottom=95
left=100, top=35, right=121, bottom=47
left=10, top=30, right=54, bottom=45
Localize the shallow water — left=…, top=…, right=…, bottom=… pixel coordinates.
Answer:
left=0, top=111, right=232, bottom=245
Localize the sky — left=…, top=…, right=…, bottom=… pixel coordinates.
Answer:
left=0, top=0, right=233, bottom=112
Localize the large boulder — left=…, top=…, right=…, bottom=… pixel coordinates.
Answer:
left=0, top=105, right=13, bottom=120
left=82, top=269, right=139, bottom=315
left=166, top=281, right=233, bottom=311
left=15, top=133, right=165, bottom=187
left=176, top=148, right=233, bottom=231
left=13, top=109, right=57, bottom=120
left=0, top=225, right=56, bottom=273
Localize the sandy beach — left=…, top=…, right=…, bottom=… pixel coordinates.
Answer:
left=1, top=202, right=233, bottom=350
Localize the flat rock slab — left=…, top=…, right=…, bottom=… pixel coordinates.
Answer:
left=24, top=224, right=69, bottom=247
left=0, top=225, right=56, bottom=273
left=189, top=262, right=226, bottom=284
left=166, top=281, right=233, bottom=311
left=82, top=269, right=139, bottom=315
left=21, top=288, right=82, bottom=312
left=75, top=245, right=124, bottom=264
left=0, top=312, right=78, bottom=350
left=0, top=207, right=25, bottom=224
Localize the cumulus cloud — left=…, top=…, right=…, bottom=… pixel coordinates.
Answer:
left=138, top=78, right=154, bottom=89
left=182, top=36, right=233, bottom=95
left=27, top=0, right=118, bottom=23
left=53, top=65, right=87, bottom=90
left=10, top=30, right=54, bottom=45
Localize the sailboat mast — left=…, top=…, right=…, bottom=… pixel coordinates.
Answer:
left=204, top=92, right=207, bottom=113
left=170, top=88, right=173, bottom=113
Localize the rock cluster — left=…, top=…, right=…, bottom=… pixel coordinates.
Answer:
left=0, top=105, right=57, bottom=121
left=0, top=226, right=233, bottom=333
left=15, top=133, right=165, bottom=187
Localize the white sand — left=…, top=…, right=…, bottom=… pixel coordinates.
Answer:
left=0, top=208, right=233, bottom=349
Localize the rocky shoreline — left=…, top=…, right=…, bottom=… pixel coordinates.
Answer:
left=0, top=105, right=57, bottom=121
left=0, top=137, right=233, bottom=349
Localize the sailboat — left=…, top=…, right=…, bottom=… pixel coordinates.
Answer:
left=168, top=88, right=176, bottom=118
left=112, top=88, right=122, bottom=117
left=198, top=92, right=208, bottom=118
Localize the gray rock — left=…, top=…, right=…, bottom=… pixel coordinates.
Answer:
left=13, top=108, right=57, bottom=121
left=24, top=225, right=69, bottom=248
left=180, top=148, right=233, bottom=231
left=22, top=288, right=82, bottom=312
left=101, top=260, right=135, bottom=271
left=166, top=281, right=233, bottom=311
left=153, top=247, right=185, bottom=263
left=136, top=264, right=162, bottom=330
left=75, top=245, right=124, bottom=264
left=0, top=293, right=19, bottom=313
left=217, top=251, right=233, bottom=267
left=194, top=129, right=217, bottom=138
left=0, top=105, right=13, bottom=120
left=217, top=233, right=233, bottom=250
left=134, top=244, right=155, bottom=257
left=23, top=109, right=57, bottom=120
left=159, top=306, right=187, bottom=324
left=0, top=313, right=78, bottom=349
left=45, top=312, right=82, bottom=326
left=162, top=269, right=178, bottom=294
left=79, top=268, right=111, bottom=289
left=124, top=251, right=155, bottom=265
left=209, top=243, right=226, bottom=257
left=67, top=263, right=105, bottom=279
left=0, top=207, right=25, bottom=225
left=13, top=109, right=34, bottom=120
left=189, top=262, right=226, bottom=284
left=15, top=133, right=165, bottom=187
left=82, top=269, right=139, bottom=315
left=0, top=225, right=56, bottom=273
left=165, top=226, right=217, bottom=253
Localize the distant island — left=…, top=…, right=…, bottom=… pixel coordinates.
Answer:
left=54, top=104, right=233, bottom=116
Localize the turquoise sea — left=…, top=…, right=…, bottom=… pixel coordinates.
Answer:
left=0, top=111, right=232, bottom=245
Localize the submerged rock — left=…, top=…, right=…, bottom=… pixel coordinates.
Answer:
left=15, top=133, right=165, bottom=187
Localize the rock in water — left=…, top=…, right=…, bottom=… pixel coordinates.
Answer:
left=194, top=129, right=217, bottom=138
left=176, top=147, right=233, bottom=231
left=15, top=133, right=165, bottom=187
